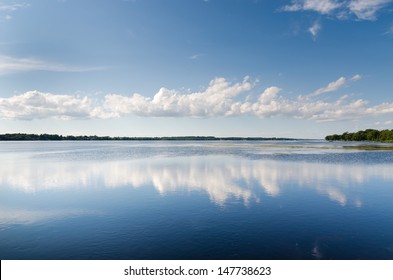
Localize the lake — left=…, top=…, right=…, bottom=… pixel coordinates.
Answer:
left=1, top=140, right=393, bottom=260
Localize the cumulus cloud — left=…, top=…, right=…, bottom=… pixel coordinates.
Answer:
left=0, top=91, right=92, bottom=120
left=0, top=76, right=392, bottom=122
left=282, top=0, right=392, bottom=20
left=96, top=76, right=253, bottom=118
left=0, top=55, right=103, bottom=75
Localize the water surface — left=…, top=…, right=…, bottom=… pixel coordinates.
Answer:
left=1, top=140, right=393, bottom=259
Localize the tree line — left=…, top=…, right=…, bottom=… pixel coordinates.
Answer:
left=0, top=133, right=294, bottom=141
left=325, top=129, right=393, bottom=142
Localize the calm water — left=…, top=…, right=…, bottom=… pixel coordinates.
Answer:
left=1, top=140, right=393, bottom=260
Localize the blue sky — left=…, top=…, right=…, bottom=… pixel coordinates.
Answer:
left=0, top=0, right=392, bottom=138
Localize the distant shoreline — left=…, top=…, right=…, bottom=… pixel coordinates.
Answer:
left=0, top=133, right=298, bottom=141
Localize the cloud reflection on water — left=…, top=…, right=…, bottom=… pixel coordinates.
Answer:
left=0, top=207, right=96, bottom=226
left=1, top=155, right=392, bottom=207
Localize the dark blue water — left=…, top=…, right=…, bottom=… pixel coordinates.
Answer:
left=1, top=141, right=393, bottom=259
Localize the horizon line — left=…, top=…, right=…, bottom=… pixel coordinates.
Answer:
left=0, top=133, right=312, bottom=141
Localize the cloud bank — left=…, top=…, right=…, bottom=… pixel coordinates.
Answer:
left=282, top=0, right=392, bottom=20
left=1, top=76, right=392, bottom=122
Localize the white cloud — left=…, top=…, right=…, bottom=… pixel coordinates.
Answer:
left=365, top=102, right=393, bottom=115
left=313, top=76, right=347, bottom=95
left=282, top=0, right=343, bottom=14
left=312, top=74, right=360, bottom=95
left=96, top=76, right=253, bottom=118
left=348, top=0, right=392, bottom=20
left=258, top=86, right=282, bottom=104
left=0, top=76, right=392, bottom=122
left=309, top=21, right=322, bottom=40
left=0, top=55, right=103, bottom=75
left=351, top=74, right=362, bottom=81
left=282, top=0, right=393, bottom=20
left=0, top=91, right=92, bottom=120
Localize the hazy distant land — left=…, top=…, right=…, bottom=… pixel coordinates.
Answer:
left=0, top=133, right=295, bottom=141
